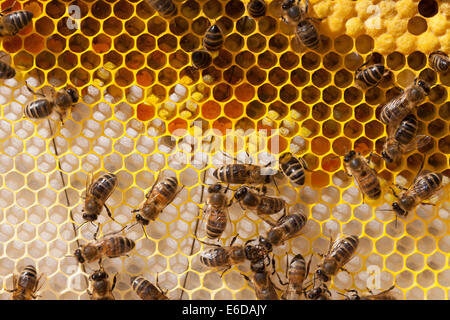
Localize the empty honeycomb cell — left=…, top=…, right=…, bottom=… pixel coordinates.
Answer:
left=213, top=50, right=233, bottom=69
left=104, top=17, right=123, bottom=36
left=225, top=0, right=245, bottom=19
left=268, top=67, right=288, bottom=86
left=323, top=52, right=342, bottom=71
left=203, top=0, right=222, bottom=18
left=312, top=102, right=331, bottom=121
left=311, top=137, right=330, bottom=156
left=322, top=86, right=341, bottom=104
left=333, top=103, right=352, bottom=121
left=290, top=68, right=309, bottom=87
left=217, top=17, right=234, bottom=36
left=428, top=153, right=447, bottom=170
left=268, top=34, right=289, bottom=53
left=419, top=68, right=437, bottom=85
left=438, top=136, right=450, bottom=154
left=91, top=0, right=112, bottom=19
left=302, top=86, right=320, bottom=104
left=364, top=120, right=384, bottom=140
left=224, top=34, right=244, bottom=52
left=332, top=137, right=352, bottom=156
left=344, top=52, right=364, bottom=71
left=81, top=52, right=101, bottom=71
left=397, top=69, right=417, bottom=88
left=312, top=69, right=331, bottom=88
left=429, top=85, right=447, bottom=105
left=418, top=103, right=437, bottom=122
left=212, top=83, right=232, bottom=102
left=428, top=119, right=447, bottom=138
left=407, top=16, right=428, bottom=36
left=125, top=17, right=146, bottom=36
left=386, top=51, right=407, bottom=71
left=136, top=34, right=156, bottom=53
left=334, top=35, right=353, bottom=54
left=158, top=34, right=178, bottom=53
left=407, top=51, right=427, bottom=70
left=246, top=66, right=265, bottom=85
left=114, top=0, right=134, bottom=19
left=344, top=87, right=363, bottom=105
left=322, top=154, right=341, bottom=172
left=246, top=100, right=266, bottom=120
left=334, top=69, right=353, bottom=88
left=247, top=33, right=267, bottom=53
left=223, top=66, right=244, bottom=85
left=279, top=85, right=298, bottom=103
left=355, top=35, right=374, bottom=54
left=257, top=83, right=276, bottom=103
left=302, top=52, right=321, bottom=70
left=147, top=51, right=167, bottom=70
left=126, top=51, right=145, bottom=70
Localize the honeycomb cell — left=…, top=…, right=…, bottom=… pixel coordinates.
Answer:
left=236, top=16, right=256, bottom=36
left=344, top=87, right=363, bottom=105
left=407, top=16, right=428, bottom=36
left=302, top=52, right=321, bottom=70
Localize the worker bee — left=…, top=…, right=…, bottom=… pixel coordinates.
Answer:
left=203, top=183, right=233, bottom=240
left=265, top=211, right=308, bottom=246
left=192, top=50, right=212, bottom=69
left=429, top=51, right=449, bottom=73
left=315, top=235, right=360, bottom=283
left=144, top=0, right=177, bottom=18
left=281, top=0, right=307, bottom=26
left=355, top=57, right=389, bottom=89
left=279, top=152, right=310, bottom=186
left=280, top=254, right=309, bottom=300
left=0, top=60, right=15, bottom=79
left=74, top=231, right=135, bottom=264
left=199, top=235, right=272, bottom=275
left=343, top=151, right=382, bottom=200
left=130, top=275, right=169, bottom=300
left=203, top=24, right=224, bottom=52
left=242, top=258, right=280, bottom=300
left=24, top=84, right=79, bottom=123
left=234, top=186, right=286, bottom=216
left=247, top=0, right=266, bottom=18
left=381, top=114, right=432, bottom=164
left=379, top=78, right=430, bottom=129
left=8, top=265, right=42, bottom=300
left=343, top=285, right=397, bottom=300
left=82, top=172, right=118, bottom=223
left=87, top=268, right=117, bottom=300
left=391, top=171, right=443, bottom=219
left=132, top=175, right=183, bottom=226
left=0, top=9, right=33, bottom=37
left=213, top=163, right=276, bottom=186
left=305, top=283, right=331, bottom=300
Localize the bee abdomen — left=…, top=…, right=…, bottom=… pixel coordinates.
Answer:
left=333, top=235, right=359, bottom=264
left=192, top=50, right=212, bottom=69
left=146, top=0, right=177, bottom=18
left=206, top=209, right=227, bottom=239
left=279, top=213, right=307, bottom=235
left=429, top=51, right=449, bottom=73
left=105, top=236, right=135, bottom=258
left=18, top=265, right=38, bottom=289
left=395, top=115, right=418, bottom=145
left=24, top=99, right=53, bottom=119
left=203, top=25, right=224, bottom=52
left=200, top=247, right=229, bottom=267
left=2, top=11, right=33, bottom=36
left=258, top=197, right=285, bottom=215
left=247, top=0, right=266, bottom=18
left=356, top=64, right=385, bottom=87
left=0, top=61, right=15, bottom=79
left=296, top=20, right=320, bottom=49
left=131, top=276, right=169, bottom=300
left=415, top=173, right=443, bottom=198
left=90, top=173, right=118, bottom=201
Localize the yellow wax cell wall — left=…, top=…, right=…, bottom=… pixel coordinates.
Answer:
left=0, top=0, right=449, bottom=300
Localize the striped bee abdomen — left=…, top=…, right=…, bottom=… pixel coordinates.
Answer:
left=104, top=236, right=135, bottom=258
left=247, top=0, right=266, bottom=18
left=429, top=51, right=449, bottom=73
left=414, top=173, right=442, bottom=199
left=89, top=173, right=118, bottom=201
left=24, top=99, right=54, bottom=119
left=356, top=64, right=385, bottom=87
left=1, top=11, right=33, bottom=36
left=280, top=153, right=306, bottom=186
left=258, top=196, right=285, bottom=215
left=131, top=276, right=169, bottom=300
left=206, top=209, right=227, bottom=239
left=359, top=170, right=381, bottom=199
left=203, top=25, right=224, bottom=52
left=18, top=265, right=38, bottom=290
left=0, top=61, right=15, bottom=79
left=331, top=235, right=359, bottom=267
left=296, top=20, right=320, bottom=49
left=200, top=247, right=230, bottom=267
left=395, top=115, right=418, bottom=145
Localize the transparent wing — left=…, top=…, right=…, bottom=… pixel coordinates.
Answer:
left=401, top=135, right=433, bottom=154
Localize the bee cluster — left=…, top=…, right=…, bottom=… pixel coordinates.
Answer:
left=0, top=0, right=449, bottom=300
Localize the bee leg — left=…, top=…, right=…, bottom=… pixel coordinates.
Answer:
left=111, top=273, right=118, bottom=291
left=420, top=202, right=435, bottom=206
left=220, top=266, right=231, bottom=278
left=195, top=237, right=221, bottom=247
left=104, top=204, right=121, bottom=226
left=0, top=1, right=16, bottom=15
left=303, top=0, right=308, bottom=13
left=87, top=289, right=93, bottom=298
left=339, top=266, right=350, bottom=274
left=155, top=273, right=168, bottom=295
left=229, top=233, right=239, bottom=246
left=93, top=223, right=100, bottom=241
left=393, top=184, right=407, bottom=191
left=306, top=16, right=324, bottom=23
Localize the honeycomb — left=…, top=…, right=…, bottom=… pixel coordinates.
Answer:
left=0, top=0, right=449, bottom=300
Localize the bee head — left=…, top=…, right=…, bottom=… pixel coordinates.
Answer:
left=288, top=5, right=301, bottom=18
left=83, top=200, right=101, bottom=220
left=417, top=80, right=430, bottom=95
left=250, top=259, right=266, bottom=273
left=282, top=0, right=295, bottom=10
left=208, top=183, right=222, bottom=193
left=315, top=268, right=329, bottom=282
left=307, top=287, right=325, bottom=300
left=74, top=249, right=85, bottom=263
left=136, top=214, right=150, bottom=226
left=91, top=270, right=108, bottom=281
left=234, top=186, right=248, bottom=200
left=343, top=150, right=356, bottom=163
left=392, top=202, right=406, bottom=217
left=258, top=236, right=272, bottom=252
left=381, top=151, right=394, bottom=163
left=66, top=87, right=79, bottom=103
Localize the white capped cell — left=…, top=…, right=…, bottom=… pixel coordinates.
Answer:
left=174, top=84, right=187, bottom=97
left=169, top=92, right=182, bottom=103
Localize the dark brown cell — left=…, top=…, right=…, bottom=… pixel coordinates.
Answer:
left=192, top=17, right=210, bottom=35
left=344, top=120, right=363, bottom=139
left=247, top=34, right=266, bottom=52
left=70, top=68, right=90, bottom=87
left=417, top=103, right=436, bottom=121
left=68, top=34, right=89, bottom=53
left=429, top=85, right=447, bottom=104
left=46, top=0, right=65, bottom=19
left=333, top=137, right=352, bottom=156
left=344, top=52, right=364, bottom=71
left=280, top=52, right=299, bottom=70
left=408, top=16, right=427, bottom=35
left=217, top=17, right=234, bottom=35
left=323, top=52, right=341, bottom=71
left=147, top=51, right=166, bottom=70
left=170, top=17, right=189, bottom=36
left=334, top=69, right=353, bottom=88
left=258, top=16, right=277, bottom=36
left=438, top=136, right=450, bottom=154
left=385, top=86, right=403, bottom=101
left=158, top=34, right=177, bottom=53
left=428, top=153, right=447, bottom=170
left=302, top=86, right=320, bottom=104
left=323, top=86, right=341, bottom=104
left=36, top=51, right=55, bottom=70
left=36, top=17, right=54, bottom=36
left=92, top=0, right=112, bottom=19
left=13, top=51, right=34, bottom=70
left=169, top=50, right=188, bottom=69
left=258, top=83, right=277, bottom=102
left=225, top=0, right=245, bottom=18
left=225, top=34, right=244, bottom=52
left=104, top=17, right=122, bottom=36
left=126, top=17, right=146, bottom=36
left=235, top=51, right=255, bottom=68
left=236, top=16, right=256, bottom=35
left=365, top=87, right=384, bottom=105
left=365, top=120, right=384, bottom=139
left=355, top=35, right=374, bottom=54
left=419, top=68, right=437, bottom=85
left=418, top=0, right=438, bottom=17
left=114, top=0, right=134, bottom=19
left=269, top=67, right=288, bottom=86
left=354, top=103, right=373, bottom=122
left=148, top=17, right=166, bottom=36
left=301, top=120, right=320, bottom=138
left=333, top=103, right=352, bottom=121
left=302, top=52, right=320, bottom=70
left=158, top=68, right=177, bottom=86
left=47, top=34, right=66, bottom=53
left=137, top=34, right=156, bottom=53
left=137, top=1, right=153, bottom=19
left=344, top=87, right=363, bottom=105
left=428, top=119, right=446, bottom=138
left=258, top=51, right=277, bottom=69
left=182, top=66, right=200, bottom=83
left=323, top=120, right=341, bottom=139
left=291, top=102, right=310, bottom=121
left=312, top=69, right=331, bottom=87
left=312, top=103, right=330, bottom=121
left=246, top=100, right=266, bottom=119
left=203, top=0, right=223, bottom=18
left=81, top=52, right=100, bottom=70
left=387, top=52, right=406, bottom=70
left=235, top=117, right=255, bottom=132
left=354, top=137, right=373, bottom=154
left=408, top=51, right=427, bottom=70
left=115, top=68, right=134, bottom=87
left=269, top=34, right=289, bottom=53
left=48, top=68, right=67, bottom=87
left=246, top=66, right=266, bottom=85
left=334, top=35, right=353, bottom=54
left=291, top=68, right=309, bottom=86
left=280, top=85, right=298, bottom=103
left=439, top=102, right=450, bottom=120
left=213, top=49, right=233, bottom=68
left=115, top=34, right=134, bottom=53
left=213, top=83, right=233, bottom=102
left=180, top=34, right=200, bottom=52
left=181, top=0, right=200, bottom=18
left=223, top=66, right=244, bottom=85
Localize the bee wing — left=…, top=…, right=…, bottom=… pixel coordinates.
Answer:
left=145, top=172, right=163, bottom=199
left=401, top=135, right=433, bottom=154
left=381, top=94, right=407, bottom=126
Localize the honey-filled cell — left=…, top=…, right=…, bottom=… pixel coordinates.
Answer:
left=1, top=0, right=449, bottom=302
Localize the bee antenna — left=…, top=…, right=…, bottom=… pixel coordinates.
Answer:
left=75, top=221, right=89, bottom=232
left=141, top=225, right=149, bottom=240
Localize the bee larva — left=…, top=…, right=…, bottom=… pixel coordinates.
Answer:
left=315, top=235, right=360, bottom=283
left=192, top=50, right=212, bottom=69
left=144, top=0, right=177, bottom=18
left=429, top=50, right=449, bottom=73
left=24, top=85, right=79, bottom=122
left=132, top=175, right=182, bottom=226
left=0, top=10, right=33, bottom=37
left=82, top=172, right=118, bottom=223
left=0, top=60, right=15, bottom=79
left=343, top=285, right=397, bottom=300
left=242, top=259, right=279, bottom=300
left=131, top=275, right=169, bottom=300
left=279, top=152, right=309, bottom=186
left=8, top=265, right=42, bottom=300
left=204, top=183, right=232, bottom=240
left=391, top=171, right=443, bottom=219
left=247, top=0, right=266, bottom=18
left=379, top=78, right=430, bottom=129
left=281, top=254, right=308, bottom=300
left=74, top=235, right=135, bottom=264
left=203, top=24, right=224, bottom=52
left=355, top=61, right=389, bottom=89
left=88, top=268, right=116, bottom=300
left=265, top=211, right=308, bottom=246
left=381, top=114, right=432, bottom=164
left=234, top=186, right=286, bottom=216
left=343, top=150, right=382, bottom=200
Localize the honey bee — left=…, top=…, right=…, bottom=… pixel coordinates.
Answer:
left=381, top=114, right=432, bottom=164
left=343, top=151, right=382, bottom=200
left=24, top=84, right=79, bottom=123
left=144, top=0, right=177, bottom=18
left=74, top=230, right=135, bottom=264
left=0, top=60, right=15, bottom=79
left=305, top=283, right=331, bottom=300
left=343, top=285, right=397, bottom=300
left=355, top=58, right=389, bottom=89
left=242, top=258, right=280, bottom=300
left=192, top=50, right=212, bottom=69
left=214, top=163, right=276, bottom=186
left=203, top=183, right=233, bottom=240
left=315, top=235, right=360, bottom=283
left=265, top=211, right=308, bottom=246
left=130, top=275, right=169, bottom=300
left=279, top=152, right=310, bottom=186
left=82, top=172, right=118, bottom=223
left=247, top=0, right=267, bottom=18
left=199, top=235, right=272, bottom=275
left=0, top=9, right=33, bottom=37
left=203, top=24, right=224, bottom=52
left=280, top=254, right=309, bottom=300
left=391, top=170, right=443, bottom=219
left=234, top=186, right=286, bottom=216
left=132, top=175, right=183, bottom=226
left=281, top=0, right=307, bottom=26
left=379, top=78, right=430, bottom=129
left=8, top=265, right=42, bottom=300
left=429, top=51, right=449, bottom=73
left=87, top=268, right=117, bottom=300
